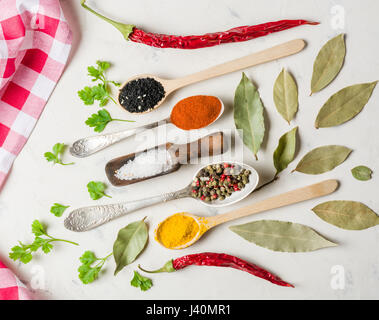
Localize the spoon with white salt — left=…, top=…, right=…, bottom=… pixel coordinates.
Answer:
left=105, top=131, right=225, bottom=186
left=64, top=161, right=259, bottom=232
left=70, top=95, right=224, bottom=158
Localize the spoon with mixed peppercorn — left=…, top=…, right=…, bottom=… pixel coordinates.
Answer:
left=117, top=39, right=306, bottom=113
left=64, top=162, right=259, bottom=232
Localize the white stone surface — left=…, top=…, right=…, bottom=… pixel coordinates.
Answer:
left=1, top=0, right=379, bottom=300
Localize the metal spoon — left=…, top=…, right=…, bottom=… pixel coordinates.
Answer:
left=69, top=97, right=224, bottom=158
left=117, top=39, right=305, bottom=113
left=155, top=180, right=339, bottom=250
left=64, top=162, right=259, bottom=232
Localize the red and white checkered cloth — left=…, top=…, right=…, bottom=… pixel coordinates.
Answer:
left=0, top=260, right=32, bottom=300
left=0, top=0, right=72, bottom=299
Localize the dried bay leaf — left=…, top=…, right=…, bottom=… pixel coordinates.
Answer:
left=229, top=220, right=337, bottom=252
left=312, top=201, right=379, bottom=230
left=234, top=73, right=265, bottom=160
left=315, top=81, right=378, bottom=128
left=294, top=145, right=352, bottom=175
left=273, top=69, right=298, bottom=124
left=311, top=34, right=346, bottom=94
left=113, top=218, right=148, bottom=275
left=273, top=127, right=298, bottom=175
left=351, top=166, right=373, bottom=181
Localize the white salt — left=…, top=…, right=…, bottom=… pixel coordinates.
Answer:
left=115, top=148, right=175, bottom=181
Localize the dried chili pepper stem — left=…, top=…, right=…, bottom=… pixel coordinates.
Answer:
left=81, top=0, right=135, bottom=40
left=81, top=0, right=318, bottom=50
left=139, top=252, right=293, bottom=288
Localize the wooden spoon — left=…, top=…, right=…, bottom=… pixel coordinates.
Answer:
left=105, top=131, right=225, bottom=186
left=117, top=39, right=306, bottom=113
left=155, top=179, right=339, bottom=249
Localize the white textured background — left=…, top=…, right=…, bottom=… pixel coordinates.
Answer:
left=1, top=0, right=379, bottom=299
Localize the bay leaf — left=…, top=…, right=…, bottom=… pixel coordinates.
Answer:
left=113, top=218, right=148, bottom=275
left=234, top=73, right=265, bottom=160
left=273, top=69, right=298, bottom=124
left=229, top=220, right=337, bottom=252
left=315, top=81, right=378, bottom=128
left=273, top=127, right=298, bottom=175
left=311, top=34, right=346, bottom=94
left=294, top=145, right=352, bottom=175
left=351, top=166, right=373, bottom=181
left=312, top=201, right=379, bottom=230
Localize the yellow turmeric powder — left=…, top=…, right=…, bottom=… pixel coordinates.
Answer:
left=155, top=213, right=199, bottom=249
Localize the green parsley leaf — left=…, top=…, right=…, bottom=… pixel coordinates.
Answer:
left=44, top=143, right=74, bottom=166
left=41, top=242, right=53, bottom=254
left=78, top=60, right=119, bottom=107
left=80, top=251, right=97, bottom=265
left=87, top=66, right=102, bottom=81
left=87, top=181, right=111, bottom=200
left=9, top=220, right=78, bottom=264
left=85, top=109, right=135, bottom=133
left=32, top=220, right=46, bottom=236
left=85, top=109, right=112, bottom=133
left=96, top=60, right=110, bottom=72
left=130, top=271, right=153, bottom=291
left=78, top=251, right=112, bottom=284
left=79, top=264, right=101, bottom=284
left=50, top=203, right=70, bottom=217
left=9, top=245, right=33, bottom=264
left=78, top=86, right=95, bottom=105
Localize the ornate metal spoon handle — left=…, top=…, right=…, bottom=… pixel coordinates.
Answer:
left=70, top=118, right=169, bottom=158
left=64, top=186, right=190, bottom=232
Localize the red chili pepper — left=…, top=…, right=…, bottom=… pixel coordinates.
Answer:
left=81, top=1, right=318, bottom=50
left=138, top=252, right=293, bottom=288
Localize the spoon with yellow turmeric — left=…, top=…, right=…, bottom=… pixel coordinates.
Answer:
left=155, top=179, right=338, bottom=249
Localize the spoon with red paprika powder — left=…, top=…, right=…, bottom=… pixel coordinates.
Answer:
left=70, top=95, right=224, bottom=158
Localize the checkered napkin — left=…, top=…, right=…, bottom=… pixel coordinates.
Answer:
left=0, top=0, right=72, bottom=188
left=0, top=260, right=32, bottom=300
left=0, top=0, right=72, bottom=300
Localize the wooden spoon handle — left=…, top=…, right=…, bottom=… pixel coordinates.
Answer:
left=170, top=39, right=305, bottom=90
left=173, top=132, right=225, bottom=163
left=208, top=179, right=338, bottom=227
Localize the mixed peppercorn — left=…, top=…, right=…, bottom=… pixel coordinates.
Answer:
left=191, top=163, right=251, bottom=202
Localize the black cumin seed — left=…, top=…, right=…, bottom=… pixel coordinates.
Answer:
left=118, top=77, right=165, bottom=113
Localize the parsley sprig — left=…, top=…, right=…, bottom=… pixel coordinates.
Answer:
left=50, top=203, right=70, bottom=217
left=87, top=181, right=112, bottom=200
left=78, top=60, right=120, bottom=106
left=44, top=143, right=74, bottom=166
left=85, top=109, right=134, bottom=133
left=9, top=220, right=78, bottom=264
left=78, top=251, right=112, bottom=284
left=131, top=271, right=153, bottom=291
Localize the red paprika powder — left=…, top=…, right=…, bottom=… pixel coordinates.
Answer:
left=170, top=95, right=222, bottom=130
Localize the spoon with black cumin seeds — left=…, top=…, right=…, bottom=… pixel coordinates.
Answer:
left=117, top=39, right=305, bottom=114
